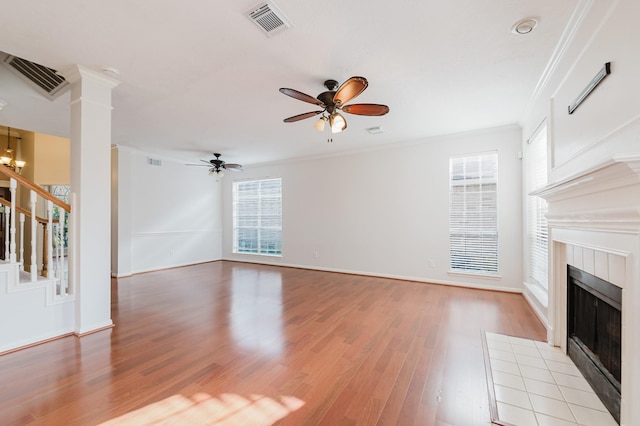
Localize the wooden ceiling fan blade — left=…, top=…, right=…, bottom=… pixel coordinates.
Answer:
left=283, top=111, right=322, bottom=123
left=224, top=164, right=243, bottom=171
left=333, top=76, right=368, bottom=105
left=199, top=159, right=213, bottom=165
left=186, top=164, right=212, bottom=167
left=342, top=103, right=390, bottom=116
left=279, top=88, right=324, bottom=106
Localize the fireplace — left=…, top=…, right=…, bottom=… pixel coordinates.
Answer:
left=567, top=265, right=621, bottom=423
left=531, top=154, right=640, bottom=426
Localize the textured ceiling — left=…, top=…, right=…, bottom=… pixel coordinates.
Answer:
left=0, top=0, right=579, bottom=165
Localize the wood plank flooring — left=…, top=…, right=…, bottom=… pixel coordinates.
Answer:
left=0, top=261, right=546, bottom=425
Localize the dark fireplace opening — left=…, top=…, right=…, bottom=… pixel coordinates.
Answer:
left=567, top=265, right=621, bottom=424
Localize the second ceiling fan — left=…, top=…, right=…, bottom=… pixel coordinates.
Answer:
left=279, top=76, right=389, bottom=138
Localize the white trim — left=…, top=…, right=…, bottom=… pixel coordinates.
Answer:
left=131, top=230, right=221, bottom=237
left=521, top=0, right=594, bottom=123
left=551, top=114, right=640, bottom=172
left=130, top=258, right=222, bottom=276
left=522, top=283, right=551, bottom=335
left=447, top=271, right=502, bottom=280
left=222, top=257, right=521, bottom=293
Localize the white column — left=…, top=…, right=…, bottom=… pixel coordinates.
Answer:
left=60, top=65, right=119, bottom=334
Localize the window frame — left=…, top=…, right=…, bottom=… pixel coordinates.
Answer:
left=448, top=151, right=499, bottom=276
left=232, top=177, right=282, bottom=257
left=525, top=125, right=549, bottom=292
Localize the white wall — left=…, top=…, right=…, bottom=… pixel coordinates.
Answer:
left=222, top=125, right=523, bottom=292
left=112, top=146, right=222, bottom=276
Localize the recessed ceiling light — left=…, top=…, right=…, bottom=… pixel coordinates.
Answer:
left=512, top=18, right=538, bottom=35
left=366, top=126, right=384, bottom=135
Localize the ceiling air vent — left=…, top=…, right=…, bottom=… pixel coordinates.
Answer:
left=2, top=54, right=69, bottom=100
left=246, top=2, right=292, bottom=37
left=147, top=157, right=162, bottom=166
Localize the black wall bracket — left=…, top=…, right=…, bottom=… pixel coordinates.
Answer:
left=568, top=62, right=611, bottom=115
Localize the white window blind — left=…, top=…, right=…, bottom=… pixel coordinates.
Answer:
left=527, top=127, right=548, bottom=290
left=233, top=178, right=282, bottom=256
left=449, top=152, right=498, bottom=275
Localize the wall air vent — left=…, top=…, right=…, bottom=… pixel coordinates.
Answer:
left=246, top=2, right=293, bottom=37
left=2, top=54, right=69, bottom=100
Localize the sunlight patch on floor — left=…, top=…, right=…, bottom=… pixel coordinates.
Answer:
left=99, top=392, right=305, bottom=425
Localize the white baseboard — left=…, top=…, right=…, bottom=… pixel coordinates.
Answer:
left=522, top=282, right=550, bottom=331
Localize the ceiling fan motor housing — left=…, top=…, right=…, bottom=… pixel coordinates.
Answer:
left=323, top=79, right=339, bottom=91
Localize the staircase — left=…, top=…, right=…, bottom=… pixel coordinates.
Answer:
left=0, top=166, right=73, bottom=354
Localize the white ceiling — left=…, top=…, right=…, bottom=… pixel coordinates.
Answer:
left=0, top=0, right=578, bottom=166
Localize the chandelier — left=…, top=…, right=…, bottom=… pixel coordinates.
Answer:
left=1, top=127, right=26, bottom=174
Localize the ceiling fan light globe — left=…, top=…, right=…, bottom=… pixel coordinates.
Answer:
left=330, top=112, right=347, bottom=133
left=217, top=170, right=225, bottom=178
left=314, top=117, right=325, bottom=131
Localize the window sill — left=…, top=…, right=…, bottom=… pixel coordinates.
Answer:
left=232, top=251, right=282, bottom=258
left=448, top=270, right=502, bottom=281
left=524, top=281, right=548, bottom=309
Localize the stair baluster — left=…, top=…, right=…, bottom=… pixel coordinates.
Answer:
left=56, top=208, right=64, bottom=295
left=9, top=179, right=16, bottom=263
left=30, top=191, right=37, bottom=281
left=19, top=213, right=24, bottom=271
left=46, top=200, right=53, bottom=281
left=3, top=206, right=9, bottom=261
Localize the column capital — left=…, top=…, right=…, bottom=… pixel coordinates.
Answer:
left=59, top=65, right=120, bottom=89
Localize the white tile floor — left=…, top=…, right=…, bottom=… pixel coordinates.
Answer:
left=485, top=332, right=618, bottom=426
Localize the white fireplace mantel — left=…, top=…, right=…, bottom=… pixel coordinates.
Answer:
left=532, top=153, right=640, bottom=426
left=533, top=154, right=640, bottom=202
left=533, top=153, right=640, bottom=231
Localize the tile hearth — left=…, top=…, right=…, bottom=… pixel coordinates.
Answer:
left=484, top=332, right=617, bottom=426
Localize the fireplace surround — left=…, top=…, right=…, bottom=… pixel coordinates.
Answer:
left=533, top=154, right=640, bottom=426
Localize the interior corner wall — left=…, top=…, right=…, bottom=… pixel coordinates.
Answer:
left=221, top=125, right=523, bottom=292
left=118, top=147, right=222, bottom=275
left=111, top=145, right=131, bottom=277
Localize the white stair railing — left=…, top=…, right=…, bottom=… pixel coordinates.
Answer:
left=0, top=173, right=72, bottom=297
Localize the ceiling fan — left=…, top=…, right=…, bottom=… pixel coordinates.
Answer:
left=279, top=76, right=389, bottom=140
left=186, top=153, right=243, bottom=177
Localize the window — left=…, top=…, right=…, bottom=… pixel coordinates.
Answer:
left=233, top=178, right=282, bottom=256
left=526, top=126, right=548, bottom=290
left=449, top=152, right=498, bottom=275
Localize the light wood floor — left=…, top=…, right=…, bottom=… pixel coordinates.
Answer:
left=0, top=261, right=545, bottom=425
